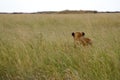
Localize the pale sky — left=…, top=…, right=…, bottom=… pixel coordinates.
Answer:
left=0, top=0, right=120, bottom=12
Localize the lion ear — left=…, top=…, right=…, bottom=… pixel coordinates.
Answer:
left=72, top=32, right=75, bottom=37
left=82, top=32, right=85, bottom=36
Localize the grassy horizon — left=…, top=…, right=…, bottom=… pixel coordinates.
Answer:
left=0, top=13, right=120, bottom=80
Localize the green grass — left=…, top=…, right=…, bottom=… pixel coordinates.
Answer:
left=0, top=13, right=120, bottom=80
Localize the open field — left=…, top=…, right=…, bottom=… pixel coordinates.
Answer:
left=0, top=13, right=120, bottom=80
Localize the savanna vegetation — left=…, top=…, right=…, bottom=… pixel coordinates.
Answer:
left=0, top=13, right=120, bottom=80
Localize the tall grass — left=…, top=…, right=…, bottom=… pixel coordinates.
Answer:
left=0, top=13, right=120, bottom=80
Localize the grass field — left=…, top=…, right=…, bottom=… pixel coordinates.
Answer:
left=0, top=13, right=120, bottom=80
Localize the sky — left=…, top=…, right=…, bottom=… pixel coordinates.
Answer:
left=0, top=0, right=120, bottom=13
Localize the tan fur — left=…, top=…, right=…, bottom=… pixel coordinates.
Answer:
left=72, top=32, right=92, bottom=47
